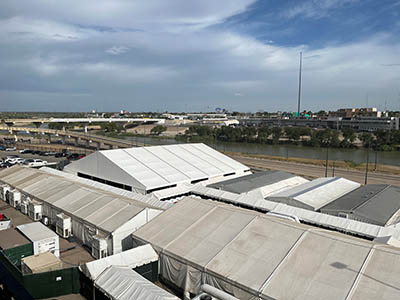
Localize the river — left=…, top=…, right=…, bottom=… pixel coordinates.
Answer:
left=122, top=135, right=400, bottom=166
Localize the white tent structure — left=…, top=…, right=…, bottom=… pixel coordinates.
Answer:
left=266, top=177, right=360, bottom=210
left=80, top=244, right=158, bottom=281
left=95, top=266, right=179, bottom=300
left=132, top=197, right=400, bottom=300
left=64, top=143, right=250, bottom=195
left=0, top=166, right=163, bottom=255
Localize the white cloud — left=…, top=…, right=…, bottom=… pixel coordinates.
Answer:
left=284, top=0, right=359, bottom=19
left=0, top=0, right=399, bottom=111
left=105, top=46, right=129, bottom=55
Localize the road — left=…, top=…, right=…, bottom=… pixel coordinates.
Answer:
left=230, top=154, right=400, bottom=185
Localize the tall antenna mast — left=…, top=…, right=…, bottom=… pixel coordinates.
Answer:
left=297, top=52, right=302, bottom=119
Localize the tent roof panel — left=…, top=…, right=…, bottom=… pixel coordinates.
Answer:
left=95, top=266, right=179, bottom=300
left=207, top=170, right=296, bottom=194
left=0, top=166, right=162, bottom=234
left=166, top=206, right=256, bottom=266
left=133, top=197, right=400, bottom=300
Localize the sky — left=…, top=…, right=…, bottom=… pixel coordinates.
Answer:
left=1, top=0, right=400, bottom=112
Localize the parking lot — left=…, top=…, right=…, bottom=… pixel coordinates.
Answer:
left=0, top=146, right=87, bottom=169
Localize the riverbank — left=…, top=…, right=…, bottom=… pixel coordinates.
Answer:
left=224, top=151, right=400, bottom=176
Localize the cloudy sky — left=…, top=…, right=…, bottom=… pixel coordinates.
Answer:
left=1, top=0, right=400, bottom=112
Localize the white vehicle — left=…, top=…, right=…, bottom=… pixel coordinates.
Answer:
left=23, top=159, right=48, bottom=167
left=5, top=147, right=16, bottom=151
left=4, top=155, right=19, bottom=163
left=7, top=157, right=25, bottom=164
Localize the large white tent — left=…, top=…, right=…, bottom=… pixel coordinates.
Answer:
left=0, top=166, right=163, bottom=255
left=64, top=143, right=250, bottom=194
left=132, top=197, right=400, bottom=300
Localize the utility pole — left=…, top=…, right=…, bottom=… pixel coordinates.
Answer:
left=325, top=146, right=329, bottom=177
left=297, top=52, right=302, bottom=119
left=365, top=146, right=370, bottom=185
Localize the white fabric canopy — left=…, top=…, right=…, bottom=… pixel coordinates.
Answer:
left=80, top=244, right=158, bottom=281
left=95, top=266, right=179, bottom=300
left=132, top=197, right=400, bottom=300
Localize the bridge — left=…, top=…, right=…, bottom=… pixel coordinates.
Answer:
left=2, top=118, right=165, bottom=126
left=0, top=125, right=135, bottom=149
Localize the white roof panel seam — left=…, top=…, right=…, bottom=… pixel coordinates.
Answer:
left=97, top=203, right=133, bottom=228
left=86, top=198, right=127, bottom=223
left=191, top=144, right=237, bottom=172
left=70, top=194, right=108, bottom=215
left=122, top=149, right=172, bottom=186
left=258, top=230, right=309, bottom=293
left=179, top=144, right=229, bottom=174
left=203, top=215, right=258, bottom=271
left=344, top=245, right=376, bottom=300
left=162, top=146, right=211, bottom=178
left=162, top=206, right=220, bottom=253
left=144, top=147, right=194, bottom=181
left=172, top=144, right=223, bottom=175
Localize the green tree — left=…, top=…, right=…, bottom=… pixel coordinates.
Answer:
left=340, top=128, right=356, bottom=148
left=359, top=132, right=374, bottom=148
left=150, top=125, right=167, bottom=135
left=271, top=127, right=282, bottom=144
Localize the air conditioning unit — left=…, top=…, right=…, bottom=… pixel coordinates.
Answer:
left=56, top=213, right=71, bottom=238
left=42, top=216, right=49, bottom=226
left=92, top=235, right=108, bottom=259
left=9, top=190, right=22, bottom=208
left=0, top=185, right=11, bottom=202
left=20, top=202, right=29, bottom=215
left=28, top=201, right=42, bottom=221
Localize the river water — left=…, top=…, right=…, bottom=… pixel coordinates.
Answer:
left=123, top=135, right=400, bottom=166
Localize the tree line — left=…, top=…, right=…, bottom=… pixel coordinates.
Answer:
left=182, top=126, right=400, bottom=151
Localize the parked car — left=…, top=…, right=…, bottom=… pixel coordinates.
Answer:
left=8, top=157, right=25, bottom=164
left=19, top=149, right=33, bottom=154
left=23, top=159, right=48, bottom=167
left=67, top=153, right=80, bottom=160
left=5, top=147, right=16, bottom=151
left=0, top=146, right=5, bottom=151
left=0, top=161, right=14, bottom=168
left=55, top=152, right=68, bottom=158
left=32, top=150, right=41, bottom=155
left=4, top=155, right=19, bottom=163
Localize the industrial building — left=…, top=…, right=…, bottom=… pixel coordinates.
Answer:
left=0, top=166, right=163, bottom=256
left=266, top=177, right=360, bottom=211
left=64, top=143, right=250, bottom=195
left=132, top=197, right=400, bottom=300
left=320, top=184, right=400, bottom=226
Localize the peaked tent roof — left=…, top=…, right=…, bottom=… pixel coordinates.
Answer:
left=81, top=244, right=158, bottom=281
left=0, top=166, right=162, bottom=234
left=64, top=143, right=250, bottom=192
left=266, top=177, right=360, bottom=210
left=132, top=197, right=400, bottom=300
left=95, top=266, right=179, bottom=300
left=321, top=184, right=400, bottom=226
